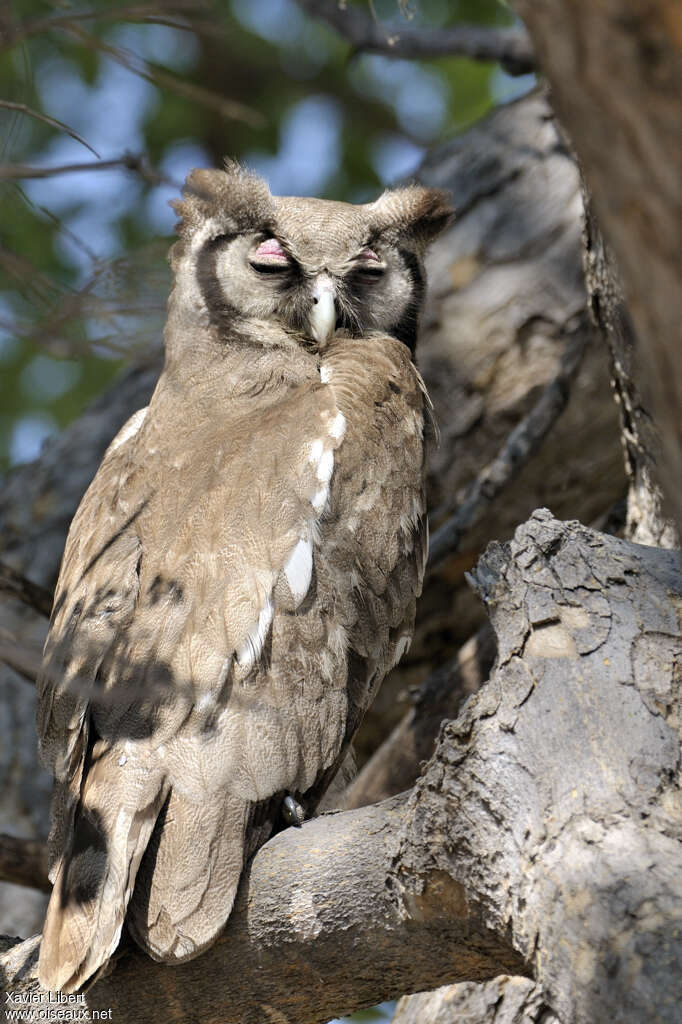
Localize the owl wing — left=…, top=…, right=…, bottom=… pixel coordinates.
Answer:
left=305, top=334, right=431, bottom=803
left=37, top=380, right=347, bottom=991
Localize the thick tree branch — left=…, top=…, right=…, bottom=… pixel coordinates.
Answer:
left=394, top=977, right=558, bottom=1024
left=397, top=510, right=682, bottom=1024
left=0, top=563, right=52, bottom=619
left=295, top=0, right=535, bottom=74
left=0, top=795, right=526, bottom=1023
left=428, top=320, right=590, bottom=568
left=581, top=182, right=678, bottom=547
left=0, top=836, right=49, bottom=894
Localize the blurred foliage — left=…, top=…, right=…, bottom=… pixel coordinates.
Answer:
left=0, top=0, right=531, bottom=471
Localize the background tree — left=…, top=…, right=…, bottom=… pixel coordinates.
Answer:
left=0, top=2, right=679, bottom=1022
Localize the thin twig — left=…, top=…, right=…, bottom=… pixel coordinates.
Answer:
left=0, top=2, right=209, bottom=52
left=0, top=100, right=99, bottom=157
left=428, top=321, right=591, bottom=569
left=0, top=833, right=50, bottom=893
left=63, top=22, right=264, bottom=127
left=0, top=153, right=169, bottom=183
left=295, top=0, right=535, bottom=75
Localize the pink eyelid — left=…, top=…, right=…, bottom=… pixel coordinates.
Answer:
left=254, top=238, right=289, bottom=260
left=358, top=248, right=380, bottom=262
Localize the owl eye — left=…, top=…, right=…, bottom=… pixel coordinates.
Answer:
left=249, top=238, right=292, bottom=273
left=354, top=248, right=385, bottom=276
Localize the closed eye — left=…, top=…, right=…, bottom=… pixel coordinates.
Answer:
left=353, top=247, right=385, bottom=276
left=249, top=237, right=293, bottom=274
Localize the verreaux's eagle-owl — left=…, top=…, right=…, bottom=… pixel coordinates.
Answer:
left=36, top=162, right=452, bottom=992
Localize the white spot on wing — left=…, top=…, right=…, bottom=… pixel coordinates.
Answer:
left=284, top=538, right=313, bottom=605
left=391, top=634, right=411, bottom=667
left=317, top=449, right=334, bottom=483
left=109, top=407, right=148, bottom=452
left=196, top=692, right=214, bottom=712
left=311, top=486, right=328, bottom=511
left=329, top=411, right=346, bottom=439
left=320, top=365, right=331, bottom=383
left=309, top=439, right=324, bottom=462
left=235, top=598, right=274, bottom=671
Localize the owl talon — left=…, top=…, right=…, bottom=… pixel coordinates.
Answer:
left=282, top=795, right=305, bottom=827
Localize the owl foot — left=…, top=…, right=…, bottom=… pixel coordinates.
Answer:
left=282, top=794, right=305, bottom=827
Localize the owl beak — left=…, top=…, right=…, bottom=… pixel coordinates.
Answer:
left=309, top=274, right=336, bottom=348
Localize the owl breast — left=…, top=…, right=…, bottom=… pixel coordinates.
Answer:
left=143, top=331, right=429, bottom=810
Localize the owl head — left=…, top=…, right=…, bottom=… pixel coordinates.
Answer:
left=169, top=160, right=453, bottom=354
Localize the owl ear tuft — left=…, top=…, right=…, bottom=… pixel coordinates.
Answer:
left=170, top=161, right=274, bottom=241
left=369, top=185, right=454, bottom=250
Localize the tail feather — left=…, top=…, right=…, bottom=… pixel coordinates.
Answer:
left=127, top=787, right=250, bottom=963
left=38, top=744, right=168, bottom=993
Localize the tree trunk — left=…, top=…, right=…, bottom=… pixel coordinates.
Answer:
left=512, top=0, right=682, bottom=537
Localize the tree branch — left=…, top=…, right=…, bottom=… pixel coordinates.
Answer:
left=0, top=795, right=526, bottom=1023
left=0, top=2, right=210, bottom=53
left=295, top=0, right=535, bottom=74
left=0, top=631, right=43, bottom=685
left=394, top=977, right=558, bottom=1024
left=0, top=835, right=49, bottom=894
left=0, top=101, right=99, bottom=157
left=428, top=319, right=590, bottom=568
left=0, top=154, right=169, bottom=184
left=0, top=563, right=52, bottom=618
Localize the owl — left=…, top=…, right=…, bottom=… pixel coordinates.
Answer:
left=36, top=162, right=452, bottom=992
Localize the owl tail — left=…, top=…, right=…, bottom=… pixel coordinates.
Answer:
left=38, top=746, right=169, bottom=994
left=126, top=787, right=251, bottom=964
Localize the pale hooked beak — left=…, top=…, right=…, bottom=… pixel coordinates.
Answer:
left=309, top=274, right=336, bottom=348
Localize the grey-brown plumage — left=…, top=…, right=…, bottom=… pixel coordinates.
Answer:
left=36, top=162, right=452, bottom=992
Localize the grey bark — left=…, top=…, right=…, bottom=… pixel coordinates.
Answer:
left=2, top=511, right=680, bottom=1023
left=392, top=509, right=682, bottom=1024
left=512, top=0, right=682, bottom=538
left=394, top=978, right=557, bottom=1024
left=581, top=183, right=678, bottom=548
left=1, top=795, right=527, bottom=1024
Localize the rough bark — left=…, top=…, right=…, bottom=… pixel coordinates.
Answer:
left=2, top=511, right=680, bottom=1023
left=393, top=509, right=682, bottom=1024
left=581, top=183, right=678, bottom=548
left=0, top=795, right=526, bottom=1024
left=512, top=0, right=682, bottom=538
left=393, top=978, right=557, bottom=1024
